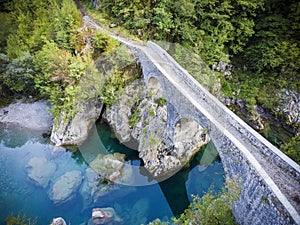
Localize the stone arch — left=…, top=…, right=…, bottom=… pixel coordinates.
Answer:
left=173, top=118, right=210, bottom=163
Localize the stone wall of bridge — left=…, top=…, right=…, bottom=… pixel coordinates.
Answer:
left=128, top=42, right=300, bottom=224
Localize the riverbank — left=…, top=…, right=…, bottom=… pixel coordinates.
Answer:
left=0, top=100, right=53, bottom=131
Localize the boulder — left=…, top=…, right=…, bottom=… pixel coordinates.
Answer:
left=87, top=207, right=122, bottom=225
left=26, top=157, right=56, bottom=188
left=51, top=99, right=103, bottom=146
left=50, top=217, right=67, bottom=225
left=50, top=170, right=83, bottom=205
left=89, top=153, right=126, bottom=183
left=0, top=100, right=53, bottom=131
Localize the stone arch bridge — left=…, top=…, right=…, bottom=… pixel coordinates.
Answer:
left=78, top=6, right=300, bottom=224
left=132, top=41, right=300, bottom=224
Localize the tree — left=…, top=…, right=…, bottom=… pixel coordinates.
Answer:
left=2, top=52, right=36, bottom=95
left=172, top=179, right=241, bottom=225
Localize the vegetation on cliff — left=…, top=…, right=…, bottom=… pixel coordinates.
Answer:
left=147, top=179, right=241, bottom=225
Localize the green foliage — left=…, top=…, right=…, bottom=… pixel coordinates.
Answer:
left=148, top=108, right=155, bottom=117
left=34, top=40, right=90, bottom=119
left=173, top=179, right=241, bottom=225
left=99, top=46, right=142, bottom=106
left=155, top=97, right=167, bottom=106
left=0, top=12, right=12, bottom=52
left=5, top=213, right=37, bottom=225
left=128, top=108, right=142, bottom=128
left=1, top=52, right=37, bottom=95
left=86, top=0, right=263, bottom=65
left=5, top=0, right=82, bottom=58
left=223, top=0, right=300, bottom=131
left=52, top=0, right=82, bottom=51
left=281, top=136, right=300, bottom=165
left=92, top=30, right=120, bottom=58
left=146, top=219, right=170, bottom=225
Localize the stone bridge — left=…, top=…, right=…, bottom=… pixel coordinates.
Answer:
left=131, top=41, right=300, bottom=224
left=78, top=5, right=300, bottom=224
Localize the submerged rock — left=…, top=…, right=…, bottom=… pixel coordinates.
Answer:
left=0, top=100, right=52, bottom=131
left=50, top=170, right=83, bottom=205
left=51, top=99, right=103, bottom=146
left=87, top=207, right=122, bottom=225
left=26, top=157, right=56, bottom=188
left=89, top=153, right=132, bottom=184
left=80, top=167, right=135, bottom=209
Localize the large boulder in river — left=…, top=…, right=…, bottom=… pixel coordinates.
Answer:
left=0, top=100, right=52, bottom=131
left=26, top=157, right=56, bottom=188
left=89, top=153, right=132, bottom=184
left=51, top=99, right=103, bottom=146
left=50, top=170, right=83, bottom=205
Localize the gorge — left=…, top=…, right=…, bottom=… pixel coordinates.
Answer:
left=0, top=0, right=299, bottom=224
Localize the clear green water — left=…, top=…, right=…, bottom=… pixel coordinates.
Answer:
left=0, top=121, right=225, bottom=224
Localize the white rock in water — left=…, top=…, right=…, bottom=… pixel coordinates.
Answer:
left=26, top=157, right=56, bottom=188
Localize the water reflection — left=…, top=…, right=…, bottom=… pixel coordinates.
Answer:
left=0, top=121, right=225, bottom=224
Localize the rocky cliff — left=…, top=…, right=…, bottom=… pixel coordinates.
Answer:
left=51, top=98, right=103, bottom=146
left=104, top=78, right=210, bottom=178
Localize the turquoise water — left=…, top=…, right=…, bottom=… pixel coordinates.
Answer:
left=0, top=121, right=225, bottom=225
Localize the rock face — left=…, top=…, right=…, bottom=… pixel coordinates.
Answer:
left=104, top=79, right=147, bottom=149
left=104, top=78, right=210, bottom=178
left=0, top=100, right=53, bottom=131
left=51, top=99, right=103, bottom=146
left=50, top=170, right=83, bottom=205
left=26, top=157, right=57, bottom=188
left=275, top=90, right=300, bottom=135
left=222, top=89, right=300, bottom=134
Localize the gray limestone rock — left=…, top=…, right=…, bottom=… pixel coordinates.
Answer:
left=51, top=99, right=103, bottom=146
left=105, top=77, right=210, bottom=178
left=276, top=90, right=300, bottom=134
left=26, top=157, right=57, bottom=188
left=50, top=170, right=83, bottom=205
left=103, top=79, right=147, bottom=149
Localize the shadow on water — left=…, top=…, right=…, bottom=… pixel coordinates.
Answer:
left=95, top=120, right=225, bottom=217
left=158, top=142, right=223, bottom=216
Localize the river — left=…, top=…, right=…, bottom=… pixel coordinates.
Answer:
left=0, top=120, right=225, bottom=225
